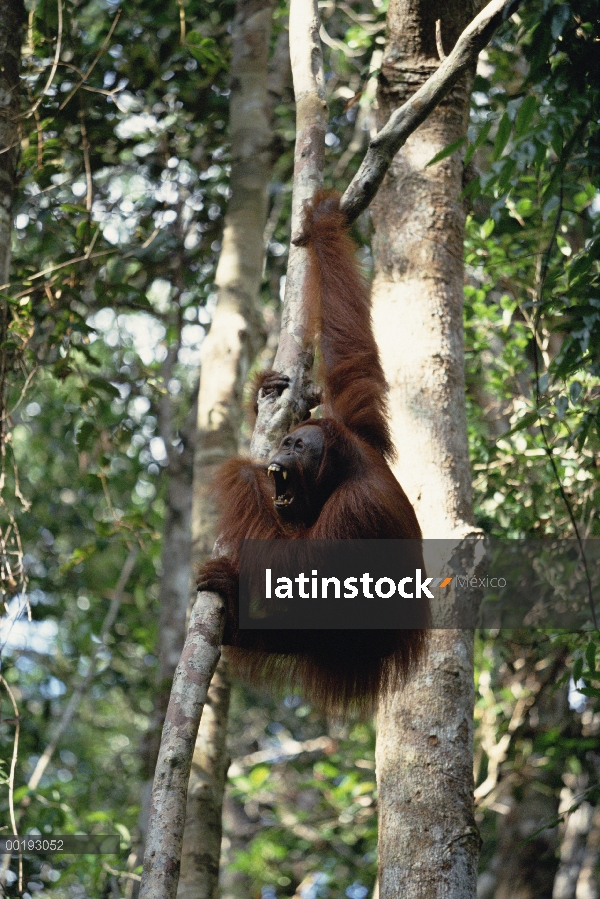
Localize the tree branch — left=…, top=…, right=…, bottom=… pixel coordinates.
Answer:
left=25, top=547, right=138, bottom=797
left=138, top=589, right=225, bottom=899
left=139, top=3, right=310, bottom=897
left=250, top=0, right=327, bottom=460
left=340, top=0, right=523, bottom=223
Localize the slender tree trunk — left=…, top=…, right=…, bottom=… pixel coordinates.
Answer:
left=192, top=0, right=279, bottom=555
left=177, top=665, right=231, bottom=899
left=0, top=0, right=22, bottom=287
left=138, top=403, right=196, bottom=858
left=178, top=4, right=286, bottom=897
left=575, top=803, right=600, bottom=899
left=0, top=0, right=24, bottom=444
left=371, top=2, right=480, bottom=897
left=489, top=647, right=567, bottom=899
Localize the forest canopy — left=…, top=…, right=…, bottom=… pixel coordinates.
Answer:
left=0, top=0, right=599, bottom=897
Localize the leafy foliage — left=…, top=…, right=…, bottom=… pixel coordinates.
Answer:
left=1, top=1, right=600, bottom=897
left=463, top=0, right=600, bottom=539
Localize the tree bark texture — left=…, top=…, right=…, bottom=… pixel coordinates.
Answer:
left=177, top=664, right=231, bottom=899
left=0, top=0, right=23, bottom=286
left=137, top=407, right=196, bottom=879
left=193, top=0, right=280, bottom=544
left=371, top=2, right=480, bottom=897
left=180, top=3, right=285, bottom=897
left=142, top=412, right=196, bottom=786
left=0, top=0, right=24, bottom=439
left=250, top=0, right=327, bottom=460
left=340, top=0, right=522, bottom=224
left=573, top=803, right=600, bottom=899
left=139, top=589, right=225, bottom=899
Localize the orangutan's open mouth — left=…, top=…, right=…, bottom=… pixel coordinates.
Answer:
left=268, top=463, right=294, bottom=507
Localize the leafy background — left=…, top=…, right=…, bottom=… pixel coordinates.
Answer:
left=1, top=1, right=599, bottom=897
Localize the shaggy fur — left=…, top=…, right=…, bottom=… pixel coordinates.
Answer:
left=197, top=191, right=426, bottom=718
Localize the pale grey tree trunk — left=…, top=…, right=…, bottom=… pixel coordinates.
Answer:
left=177, top=665, right=231, bottom=899
left=553, top=785, right=591, bottom=899
left=192, top=0, right=280, bottom=544
left=139, top=401, right=196, bottom=857
left=178, top=4, right=287, bottom=897
left=371, top=1, right=480, bottom=897
left=575, top=803, right=600, bottom=899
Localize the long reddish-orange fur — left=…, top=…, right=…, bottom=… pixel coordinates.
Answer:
left=197, top=191, right=425, bottom=718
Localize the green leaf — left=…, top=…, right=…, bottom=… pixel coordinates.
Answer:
left=426, top=137, right=466, bottom=168
left=465, top=120, right=493, bottom=166
left=60, top=203, right=88, bottom=215
left=515, top=96, right=537, bottom=135
left=88, top=378, right=121, bottom=399
left=474, top=119, right=493, bottom=149
left=585, top=641, right=597, bottom=673
left=569, top=381, right=582, bottom=404
left=186, top=34, right=223, bottom=66
left=497, top=157, right=517, bottom=192
left=493, top=113, right=512, bottom=161
left=500, top=410, right=539, bottom=438
left=460, top=175, right=481, bottom=201
left=575, top=415, right=592, bottom=452
left=551, top=130, right=563, bottom=158
left=555, top=395, right=568, bottom=419
left=579, top=686, right=600, bottom=699
left=464, top=143, right=476, bottom=167
left=480, top=218, right=495, bottom=239
left=572, top=657, right=583, bottom=683
left=249, top=766, right=270, bottom=788
left=569, top=252, right=592, bottom=283
left=516, top=198, right=533, bottom=218
left=538, top=373, right=549, bottom=394
left=76, top=420, right=96, bottom=451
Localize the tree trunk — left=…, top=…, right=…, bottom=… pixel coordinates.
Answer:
left=575, top=803, right=600, bottom=899
left=177, top=665, right=231, bottom=899
left=192, top=0, right=279, bottom=543
left=0, top=0, right=22, bottom=286
left=371, top=1, right=480, bottom=897
left=138, top=404, right=196, bottom=862
left=179, top=4, right=285, bottom=897
left=0, top=0, right=24, bottom=441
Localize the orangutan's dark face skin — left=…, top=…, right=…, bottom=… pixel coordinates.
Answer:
left=267, top=425, right=325, bottom=521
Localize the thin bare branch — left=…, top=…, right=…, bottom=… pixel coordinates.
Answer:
left=0, top=675, right=22, bottom=891
left=435, top=19, right=446, bottom=61
left=3, top=367, right=39, bottom=421
left=177, top=0, right=186, bottom=44
left=340, top=0, right=523, bottom=222
left=23, top=0, right=63, bottom=120
left=0, top=248, right=112, bottom=290
left=79, top=110, right=93, bottom=213
left=58, top=10, right=122, bottom=111
left=0, top=139, right=21, bottom=157
left=0, top=676, right=20, bottom=836
left=23, top=548, right=138, bottom=798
